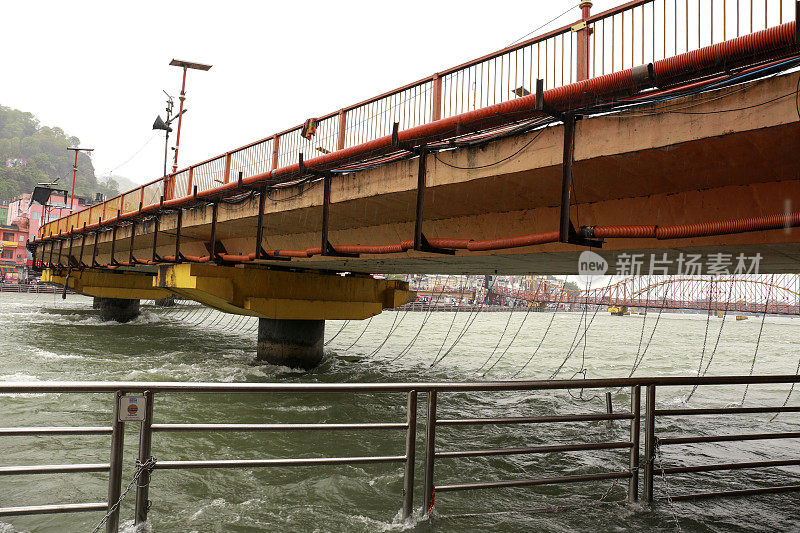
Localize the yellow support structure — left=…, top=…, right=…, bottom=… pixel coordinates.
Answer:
left=42, top=268, right=172, bottom=300
left=155, top=263, right=415, bottom=320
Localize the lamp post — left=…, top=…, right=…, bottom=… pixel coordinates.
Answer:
left=66, top=147, right=94, bottom=211
left=168, top=59, right=212, bottom=173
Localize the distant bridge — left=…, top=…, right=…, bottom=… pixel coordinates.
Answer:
left=492, top=274, right=800, bottom=315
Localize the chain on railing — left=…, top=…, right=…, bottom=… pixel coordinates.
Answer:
left=39, top=0, right=796, bottom=239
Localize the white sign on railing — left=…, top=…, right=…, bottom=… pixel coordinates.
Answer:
left=118, top=395, right=146, bottom=422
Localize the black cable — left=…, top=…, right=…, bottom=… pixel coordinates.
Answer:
left=741, top=273, right=776, bottom=405
left=481, top=282, right=542, bottom=376
left=431, top=275, right=500, bottom=367
left=549, top=277, right=615, bottom=380
left=433, top=128, right=545, bottom=170
left=390, top=275, right=454, bottom=363
left=433, top=276, right=470, bottom=362
left=325, top=320, right=350, bottom=346
left=687, top=275, right=736, bottom=402
left=344, top=316, right=373, bottom=351
left=505, top=4, right=580, bottom=47
left=510, top=277, right=570, bottom=379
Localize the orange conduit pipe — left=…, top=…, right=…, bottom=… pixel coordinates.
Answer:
left=655, top=212, right=800, bottom=240
left=41, top=212, right=799, bottom=269
left=593, top=225, right=658, bottom=238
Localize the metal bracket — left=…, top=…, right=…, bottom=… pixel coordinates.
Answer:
left=110, top=219, right=119, bottom=266
left=391, top=122, right=424, bottom=155
left=78, top=223, right=87, bottom=268
left=252, top=185, right=291, bottom=262
left=558, top=111, right=603, bottom=248
left=151, top=212, right=162, bottom=263
left=259, top=245, right=291, bottom=261
left=48, top=238, right=55, bottom=269
left=411, top=141, right=455, bottom=255
left=174, top=209, right=184, bottom=263
left=67, top=226, right=75, bottom=269
left=390, top=125, right=457, bottom=254
left=92, top=221, right=101, bottom=267
left=208, top=202, right=225, bottom=262
left=128, top=220, right=138, bottom=265
left=797, top=1, right=800, bottom=44
left=535, top=79, right=569, bottom=123
left=298, top=153, right=358, bottom=258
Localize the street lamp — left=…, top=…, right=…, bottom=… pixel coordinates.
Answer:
left=66, top=147, right=94, bottom=211
left=168, top=59, right=212, bottom=173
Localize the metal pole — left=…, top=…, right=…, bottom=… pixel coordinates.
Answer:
left=171, top=68, right=188, bottom=173
left=134, top=390, right=154, bottom=525
left=106, top=390, right=125, bottom=533
left=605, top=391, right=614, bottom=428
left=422, top=390, right=437, bottom=515
left=643, top=384, right=656, bottom=502
left=577, top=1, right=593, bottom=81
left=402, top=390, right=417, bottom=520
left=70, top=149, right=78, bottom=211
left=629, top=385, right=641, bottom=502
left=163, top=129, right=170, bottom=178
left=559, top=112, right=576, bottom=243
left=413, top=146, right=427, bottom=251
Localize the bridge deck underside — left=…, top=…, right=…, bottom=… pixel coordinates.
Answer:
left=54, top=73, right=800, bottom=275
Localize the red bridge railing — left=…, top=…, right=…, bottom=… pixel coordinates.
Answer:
left=42, top=0, right=795, bottom=239
left=491, top=274, right=800, bottom=315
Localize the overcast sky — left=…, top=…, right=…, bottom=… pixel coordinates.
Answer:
left=2, top=0, right=623, bottom=184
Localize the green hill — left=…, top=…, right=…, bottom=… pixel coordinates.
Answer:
left=0, top=105, right=119, bottom=201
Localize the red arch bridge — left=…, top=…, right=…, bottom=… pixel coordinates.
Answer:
left=491, top=275, right=800, bottom=315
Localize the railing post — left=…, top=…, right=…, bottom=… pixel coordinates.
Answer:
left=403, top=390, right=417, bottom=520
left=134, top=390, right=154, bottom=525
left=643, top=384, right=656, bottom=503
left=223, top=152, right=232, bottom=183
left=629, top=385, right=641, bottom=502
left=164, top=174, right=175, bottom=201
left=576, top=1, right=592, bottom=81
left=106, top=390, right=125, bottom=533
left=432, top=74, right=442, bottom=121
left=271, top=134, right=279, bottom=170
left=337, top=110, right=347, bottom=150
left=186, top=167, right=194, bottom=196
left=422, top=390, right=437, bottom=516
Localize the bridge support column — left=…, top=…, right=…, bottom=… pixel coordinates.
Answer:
left=257, top=318, right=324, bottom=370
left=154, top=295, right=176, bottom=307
left=96, top=297, right=140, bottom=323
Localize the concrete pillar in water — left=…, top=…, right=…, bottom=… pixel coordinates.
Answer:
left=153, top=295, right=176, bottom=307
left=96, top=297, right=141, bottom=323
left=257, top=318, right=324, bottom=370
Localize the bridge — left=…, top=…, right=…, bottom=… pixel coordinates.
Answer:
left=488, top=274, right=800, bottom=315
left=30, top=0, right=800, bottom=367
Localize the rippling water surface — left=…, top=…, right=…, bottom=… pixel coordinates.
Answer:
left=1, top=293, right=799, bottom=532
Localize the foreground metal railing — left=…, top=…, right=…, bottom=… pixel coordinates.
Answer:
left=1, top=375, right=799, bottom=531
left=40, top=0, right=797, bottom=239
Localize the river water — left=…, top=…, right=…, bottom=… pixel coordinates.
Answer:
left=1, top=292, right=799, bottom=532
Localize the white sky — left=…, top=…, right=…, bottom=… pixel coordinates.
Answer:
left=1, top=0, right=622, bottom=184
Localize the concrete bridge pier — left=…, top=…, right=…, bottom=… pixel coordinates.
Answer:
left=257, top=318, right=324, bottom=370
left=154, top=295, right=176, bottom=307
left=95, top=297, right=141, bottom=323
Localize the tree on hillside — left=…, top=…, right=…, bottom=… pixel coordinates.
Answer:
left=0, top=105, right=119, bottom=201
